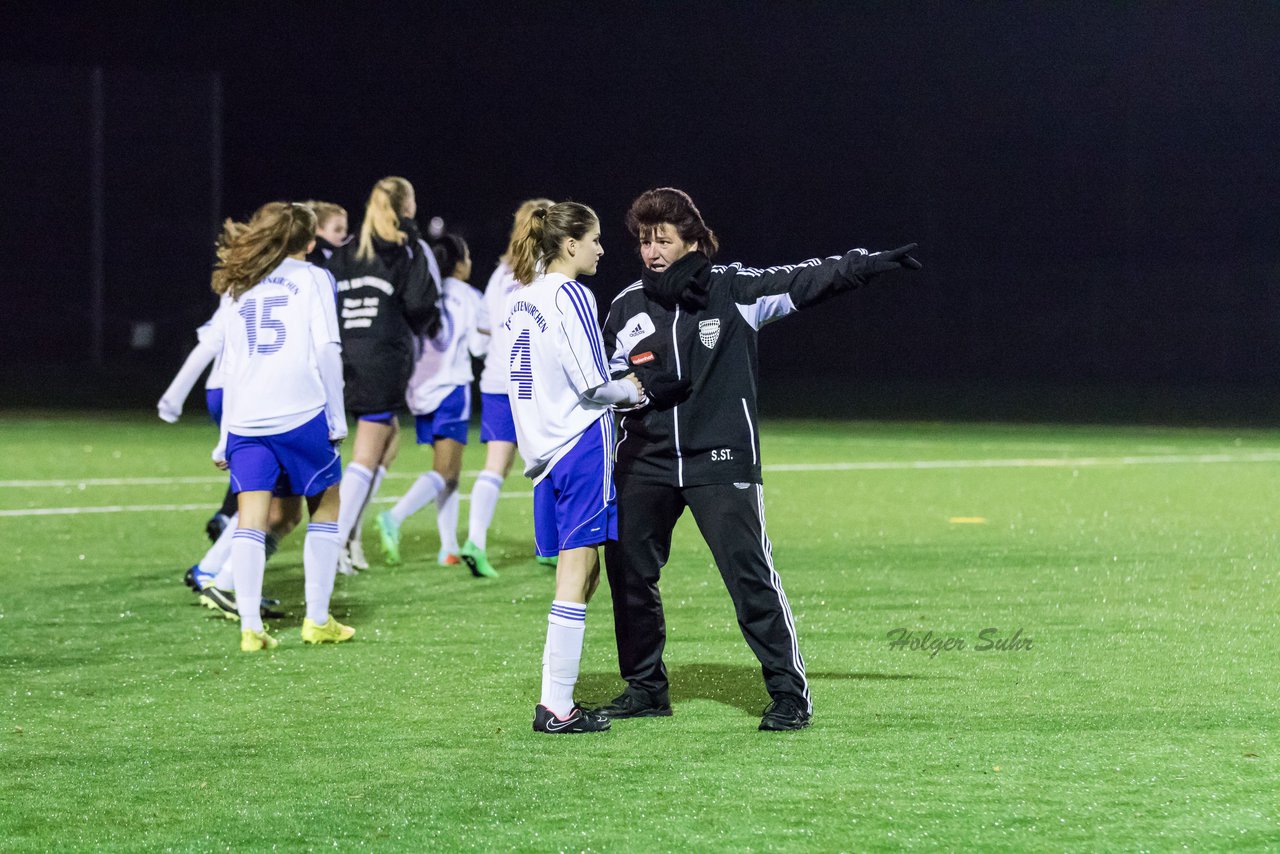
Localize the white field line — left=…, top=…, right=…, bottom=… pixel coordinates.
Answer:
left=0, top=493, right=535, bottom=518
left=765, top=451, right=1280, bottom=471
left=3, top=451, right=1280, bottom=518
left=6, top=451, right=1280, bottom=490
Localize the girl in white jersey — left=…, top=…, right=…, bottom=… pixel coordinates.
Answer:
left=378, top=234, right=487, bottom=569
left=457, top=199, right=554, bottom=579
left=505, top=201, right=645, bottom=733
left=211, top=202, right=355, bottom=652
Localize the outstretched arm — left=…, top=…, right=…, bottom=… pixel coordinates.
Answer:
left=729, top=243, right=922, bottom=328
left=157, top=339, right=219, bottom=422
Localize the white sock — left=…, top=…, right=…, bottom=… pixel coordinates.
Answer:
left=198, top=513, right=237, bottom=586
left=230, top=529, right=266, bottom=632
left=436, top=483, right=459, bottom=553
left=541, top=600, right=586, bottom=717
left=337, top=463, right=374, bottom=542
left=303, top=522, right=343, bottom=624
left=467, top=471, right=504, bottom=550
left=389, top=471, right=445, bottom=525
left=211, top=561, right=235, bottom=592
left=350, top=465, right=387, bottom=545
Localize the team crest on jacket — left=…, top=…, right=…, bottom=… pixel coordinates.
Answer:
left=698, top=319, right=720, bottom=349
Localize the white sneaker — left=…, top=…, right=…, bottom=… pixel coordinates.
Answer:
left=348, top=538, right=369, bottom=571
left=336, top=546, right=357, bottom=576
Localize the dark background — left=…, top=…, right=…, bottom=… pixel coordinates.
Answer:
left=3, top=3, right=1278, bottom=421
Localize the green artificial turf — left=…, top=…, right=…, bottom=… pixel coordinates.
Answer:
left=2, top=413, right=1278, bottom=851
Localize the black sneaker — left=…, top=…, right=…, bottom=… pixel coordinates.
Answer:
left=205, top=513, right=230, bottom=543
left=532, top=704, right=611, bottom=734
left=183, top=565, right=200, bottom=592
left=759, top=697, right=811, bottom=731
left=591, top=692, right=672, bottom=719
left=198, top=586, right=239, bottom=621
left=197, top=587, right=286, bottom=621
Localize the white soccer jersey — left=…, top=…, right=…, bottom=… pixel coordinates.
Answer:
left=503, top=272, right=612, bottom=480
left=406, top=276, right=484, bottom=415
left=220, top=258, right=342, bottom=436
left=477, top=261, right=522, bottom=395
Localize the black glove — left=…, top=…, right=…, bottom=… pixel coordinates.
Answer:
left=633, top=363, right=691, bottom=410
left=839, top=243, right=922, bottom=286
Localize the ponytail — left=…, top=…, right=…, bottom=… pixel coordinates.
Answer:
left=356, top=176, right=413, bottom=261
left=509, top=203, right=551, bottom=285
left=501, top=197, right=556, bottom=268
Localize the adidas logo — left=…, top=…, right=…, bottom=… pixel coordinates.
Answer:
left=628, top=323, right=645, bottom=336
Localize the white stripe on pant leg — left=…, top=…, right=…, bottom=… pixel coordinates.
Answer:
left=755, top=484, right=811, bottom=712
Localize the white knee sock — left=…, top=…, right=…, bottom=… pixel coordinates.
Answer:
left=230, top=529, right=266, bottom=632
left=388, top=471, right=445, bottom=525
left=350, top=465, right=387, bottom=545
left=337, top=463, right=374, bottom=542
left=541, top=600, right=586, bottom=717
left=303, top=522, right=343, bottom=624
left=199, top=513, right=237, bottom=587
left=467, top=471, right=504, bottom=550
left=437, top=483, right=459, bottom=553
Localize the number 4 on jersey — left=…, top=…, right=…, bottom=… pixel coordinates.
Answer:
left=509, top=328, right=533, bottom=400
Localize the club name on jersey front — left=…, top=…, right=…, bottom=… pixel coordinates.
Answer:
left=506, top=300, right=548, bottom=333
left=260, top=275, right=300, bottom=296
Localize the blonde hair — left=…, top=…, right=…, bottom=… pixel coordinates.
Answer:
left=211, top=202, right=317, bottom=300
left=303, top=199, right=347, bottom=231
left=508, top=201, right=598, bottom=285
left=356, top=176, right=413, bottom=261
left=501, top=198, right=555, bottom=267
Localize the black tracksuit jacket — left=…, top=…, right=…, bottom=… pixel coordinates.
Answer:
left=602, top=253, right=865, bottom=488
left=322, top=228, right=438, bottom=414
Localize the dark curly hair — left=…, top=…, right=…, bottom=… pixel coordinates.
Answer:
left=625, top=187, right=719, bottom=258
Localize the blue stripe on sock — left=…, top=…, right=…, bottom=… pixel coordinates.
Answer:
left=233, top=529, right=267, bottom=542
left=550, top=607, right=586, bottom=621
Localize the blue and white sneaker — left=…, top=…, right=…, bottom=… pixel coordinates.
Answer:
left=184, top=564, right=216, bottom=593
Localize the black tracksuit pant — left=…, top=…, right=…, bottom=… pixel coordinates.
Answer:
left=604, top=475, right=811, bottom=711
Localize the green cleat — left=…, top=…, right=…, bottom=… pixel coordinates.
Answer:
left=459, top=539, right=499, bottom=578
left=535, top=554, right=558, bottom=568
left=301, top=615, right=355, bottom=644
left=375, top=511, right=401, bottom=565
left=240, top=628, right=278, bottom=652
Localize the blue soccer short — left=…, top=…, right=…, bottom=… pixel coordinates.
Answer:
left=479, top=392, right=517, bottom=444
left=532, top=417, right=617, bottom=557
left=414, top=385, right=471, bottom=445
left=226, top=411, right=342, bottom=497
left=357, top=411, right=396, bottom=424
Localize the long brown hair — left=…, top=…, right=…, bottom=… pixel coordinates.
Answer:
left=211, top=202, right=317, bottom=300
left=508, top=201, right=598, bottom=285
left=501, top=198, right=555, bottom=267
left=356, top=176, right=413, bottom=261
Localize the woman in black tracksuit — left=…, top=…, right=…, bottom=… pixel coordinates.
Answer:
left=323, top=176, right=440, bottom=558
left=597, top=187, right=920, bottom=731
